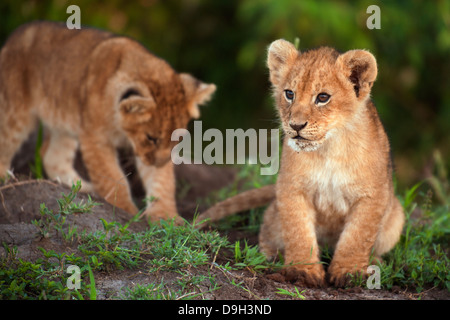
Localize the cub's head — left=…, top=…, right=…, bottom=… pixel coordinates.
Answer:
left=267, top=39, right=377, bottom=152
left=118, top=56, right=216, bottom=167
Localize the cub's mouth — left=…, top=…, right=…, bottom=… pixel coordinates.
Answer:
left=288, top=134, right=324, bottom=153
left=292, top=135, right=310, bottom=141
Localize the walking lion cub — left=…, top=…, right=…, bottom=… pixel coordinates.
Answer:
left=0, top=21, right=216, bottom=222
left=198, top=39, right=404, bottom=287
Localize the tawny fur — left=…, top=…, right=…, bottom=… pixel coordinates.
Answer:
left=198, top=39, right=404, bottom=287
left=0, top=21, right=216, bottom=222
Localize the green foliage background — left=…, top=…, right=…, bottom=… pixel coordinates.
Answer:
left=0, top=0, right=449, bottom=189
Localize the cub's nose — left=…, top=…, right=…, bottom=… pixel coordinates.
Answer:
left=289, top=122, right=308, bottom=132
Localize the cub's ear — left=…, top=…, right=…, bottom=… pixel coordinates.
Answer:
left=267, top=39, right=299, bottom=87
left=119, top=96, right=156, bottom=126
left=180, top=73, right=216, bottom=119
left=336, top=50, right=377, bottom=99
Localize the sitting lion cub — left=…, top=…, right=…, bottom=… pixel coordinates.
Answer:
left=0, top=21, right=216, bottom=222
left=198, top=39, right=404, bottom=287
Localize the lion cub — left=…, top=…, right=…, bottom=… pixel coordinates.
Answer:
left=199, top=39, right=404, bottom=287
left=0, top=21, right=216, bottom=222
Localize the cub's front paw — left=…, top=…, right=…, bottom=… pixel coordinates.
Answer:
left=327, top=261, right=368, bottom=287
left=281, top=264, right=326, bottom=288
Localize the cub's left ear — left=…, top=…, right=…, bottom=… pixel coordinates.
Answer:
left=180, top=73, right=217, bottom=119
left=336, top=50, right=377, bottom=99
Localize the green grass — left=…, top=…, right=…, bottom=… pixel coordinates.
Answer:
left=276, top=287, right=306, bottom=300
left=0, top=182, right=232, bottom=299
left=32, top=180, right=100, bottom=239
left=378, top=185, right=449, bottom=292
left=119, top=273, right=220, bottom=300
left=374, top=153, right=449, bottom=292
left=0, top=244, right=90, bottom=300
left=233, top=239, right=283, bottom=272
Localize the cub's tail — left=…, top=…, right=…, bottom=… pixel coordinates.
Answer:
left=195, top=184, right=276, bottom=228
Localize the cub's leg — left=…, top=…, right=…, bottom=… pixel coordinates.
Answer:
left=79, top=134, right=138, bottom=215
left=259, top=201, right=284, bottom=260
left=41, top=129, right=93, bottom=192
left=277, top=191, right=326, bottom=287
left=0, top=98, right=37, bottom=177
left=136, top=158, right=181, bottom=224
left=328, top=197, right=386, bottom=287
left=374, top=197, right=404, bottom=257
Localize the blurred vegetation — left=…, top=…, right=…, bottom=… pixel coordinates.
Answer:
left=0, top=0, right=449, bottom=191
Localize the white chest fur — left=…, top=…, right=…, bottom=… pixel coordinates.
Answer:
left=306, top=157, right=356, bottom=216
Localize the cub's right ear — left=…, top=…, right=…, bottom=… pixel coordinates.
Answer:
left=267, top=39, right=299, bottom=87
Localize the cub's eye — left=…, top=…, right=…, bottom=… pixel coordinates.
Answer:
left=284, top=90, right=295, bottom=102
left=315, top=93, right=331, bottom=105
left=146, top=134, right=158, bottom=144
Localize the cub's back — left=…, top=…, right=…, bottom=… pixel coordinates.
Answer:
left=0, top=21, right=114, bottom=128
